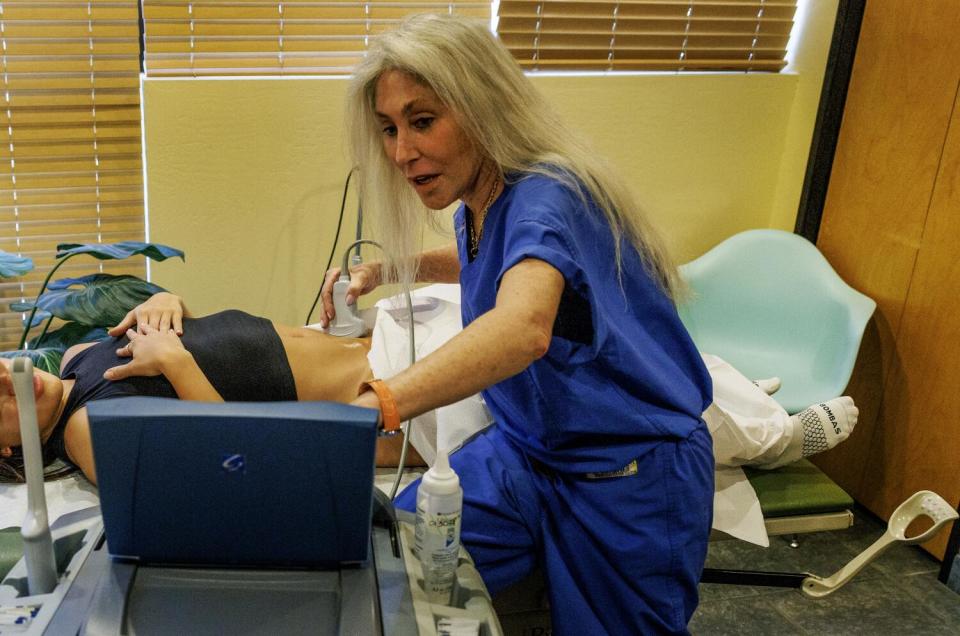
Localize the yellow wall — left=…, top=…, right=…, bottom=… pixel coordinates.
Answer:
left=771, top=0, right=842, bottom=229
left=144, top=1, right=837, bottom=325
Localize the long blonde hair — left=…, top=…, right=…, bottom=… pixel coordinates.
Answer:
left=346, top=13, right=683, bottom=300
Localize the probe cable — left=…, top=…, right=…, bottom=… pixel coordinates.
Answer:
left=334, top=239, right=417, bottom=501
left=304, top=168, right=354, bottom=326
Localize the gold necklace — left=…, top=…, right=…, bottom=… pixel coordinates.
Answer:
left=469, top=172, right=501, bottom=258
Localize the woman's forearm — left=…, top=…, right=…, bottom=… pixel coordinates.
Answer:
left=415, top=243, right=460, bottom=283
left=380, top=306, right=548, bottom=419
left=355, top=258, right=564, bottom=421
left=161, top=350, right=224, bottom=402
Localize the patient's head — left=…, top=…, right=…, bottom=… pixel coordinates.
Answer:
left=0, top=358, right=65, bottom=452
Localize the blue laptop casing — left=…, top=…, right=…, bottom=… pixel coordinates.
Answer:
left=87, top=397, right=379, bottom=568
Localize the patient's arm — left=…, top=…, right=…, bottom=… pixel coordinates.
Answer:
left=63, top=408, right=96, bottom=485
left=104, top=325, right=224, bottom=402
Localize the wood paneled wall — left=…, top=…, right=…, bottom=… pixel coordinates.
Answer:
left=814, top=0, right=960, bottom=559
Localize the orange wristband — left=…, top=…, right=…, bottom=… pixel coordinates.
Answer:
left=361, top=379, right=401, bottom=434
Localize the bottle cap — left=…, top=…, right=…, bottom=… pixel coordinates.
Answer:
left=420, top=448, right=460, bottom=496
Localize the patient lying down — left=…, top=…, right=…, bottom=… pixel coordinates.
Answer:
left=0, top=294, right=375, bottom=484
left=0, top=292, right=858, bottom=486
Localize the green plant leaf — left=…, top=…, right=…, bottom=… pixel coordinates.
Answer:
left=0, top=249, right=33, bottom=278
left=11, top=274, right=165, bottom=327
left=55, top=241, right=185, bottom=262
left=29, top=322, right=108, bottom=351
left=0, top=348, right=64, bottom=375
left=17, top=308, right=52, bottom=328
left=9, top=303, right=52, bottom=328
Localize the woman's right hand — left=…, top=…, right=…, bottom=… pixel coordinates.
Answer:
left=104, top=326, right=189, bottom=381
left=319, top=262, right=382, bottom=328
left=109, top=292, right=188, bottom=337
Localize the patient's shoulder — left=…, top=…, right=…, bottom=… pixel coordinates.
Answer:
left=63, top=406, right=96, bottom=484
left=61, top=342, right=98, bottom=374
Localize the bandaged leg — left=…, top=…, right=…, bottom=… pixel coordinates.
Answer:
left=753, top=377, right=782, bottom=396
left=752, top=396, right=858, bottom=470
left=793, top=397, right=858, bottom=457
left=701, top=355, right=858, bottom=470
left=702, top=354, right=796, bottom=468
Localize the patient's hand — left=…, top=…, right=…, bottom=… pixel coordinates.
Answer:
left=109, top=292, right=188, bottom=336
left=104, top=325, right=191, bottom=381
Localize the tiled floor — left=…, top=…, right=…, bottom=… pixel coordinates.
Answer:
left=691, top=507, right=960, bottom=635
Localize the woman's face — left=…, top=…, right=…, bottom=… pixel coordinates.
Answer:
left=0, top=358, right=63, bottom=451
left=374, top=70, right=488, bottom=211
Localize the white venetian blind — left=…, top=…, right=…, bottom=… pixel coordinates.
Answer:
left=497, top=0, right=797, bottom=71
left=141, top=0, right=491, bottom=76
left=0, top=0, right=146, bottom=350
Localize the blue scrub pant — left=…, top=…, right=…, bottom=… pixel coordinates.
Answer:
left=395, top=425, right=714, bottom=635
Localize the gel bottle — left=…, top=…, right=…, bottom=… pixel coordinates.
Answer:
left=414, top=448, right=463, bottom=605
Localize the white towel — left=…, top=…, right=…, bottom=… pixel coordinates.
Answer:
left=0, top=473, right=99, bottom=531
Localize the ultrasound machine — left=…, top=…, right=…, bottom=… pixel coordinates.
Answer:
left=1, top=359, right=500, bottom=635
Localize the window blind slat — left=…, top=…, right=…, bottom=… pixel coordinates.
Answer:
left=0, top=4, right=139, bottom=21
left=0, top=124, right=142, bottom=143
left=0, top=39, right=140, bottom=56
left=145, top=57, right=366, bottom=75
left=0, top=23, right=140, bottom=39
left=0, top=104, right=141, bottom=122
left=0, top=178, right=143, bottom=198
left=147, top=39, right=368, bottom=54
left=2, top=57, right=141, bottom=74
left=0, top=74, right=141, bottom=92
left=509, top=47, right=787, bottom=61
left=498, top=32, right=789, bottom=49
left=0, top=212, right=143, bottom=230
left=512, top=57, right=787, bottom=71
left=0, top=199, right=144, bottom=218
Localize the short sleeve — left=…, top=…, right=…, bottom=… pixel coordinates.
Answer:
left=497, top=218, right=584, bottom=290
left=496, top=216, right=604, bottom=364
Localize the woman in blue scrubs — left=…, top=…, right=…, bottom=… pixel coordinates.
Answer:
left=322, top=14, right=714, bottom=634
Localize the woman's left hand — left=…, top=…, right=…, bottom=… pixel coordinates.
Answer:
left=104, top=325, right=190, bottom=381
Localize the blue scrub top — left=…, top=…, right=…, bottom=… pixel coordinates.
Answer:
left=456, top=172, right=712, bottom=474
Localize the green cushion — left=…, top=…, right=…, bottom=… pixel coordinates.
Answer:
left=744, top=459, right=854, bottom=518
left=0, top=527, right=22, bottom=581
